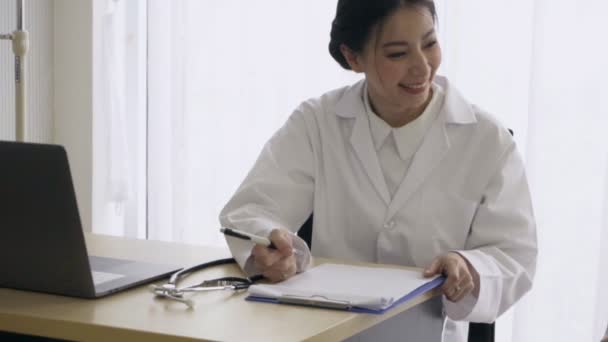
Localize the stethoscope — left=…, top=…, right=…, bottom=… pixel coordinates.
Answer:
left=150, top=257, right=264, bottom=308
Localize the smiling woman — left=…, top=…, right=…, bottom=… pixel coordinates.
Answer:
left=220, top=1, right=537, bottom=342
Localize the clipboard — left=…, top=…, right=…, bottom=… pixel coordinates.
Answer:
left=246, top=263, right=445, bottom=314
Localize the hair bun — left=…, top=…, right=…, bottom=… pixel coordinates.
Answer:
left=327, top=0, right=437, bottom=71
left=329, top=20, right=352, bottom=70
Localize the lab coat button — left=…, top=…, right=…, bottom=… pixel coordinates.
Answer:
left=383, top=221, right=395, bottom=229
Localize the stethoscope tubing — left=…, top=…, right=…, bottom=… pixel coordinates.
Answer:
left=152, top=257, right=264, bottom=308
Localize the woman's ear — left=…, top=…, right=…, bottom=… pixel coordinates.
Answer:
left=340, top=44, right=365, bottom=73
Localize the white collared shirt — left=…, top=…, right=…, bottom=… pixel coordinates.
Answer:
left=363, top=83, right=445, bottom=198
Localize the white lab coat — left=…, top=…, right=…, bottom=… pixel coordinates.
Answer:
left=220, top=76, right=537, bottom=342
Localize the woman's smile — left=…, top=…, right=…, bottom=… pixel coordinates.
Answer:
left=399, top=81, right=428, bottom=95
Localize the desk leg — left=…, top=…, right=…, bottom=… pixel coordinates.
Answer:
left=345, top=296, right=444, bottom=342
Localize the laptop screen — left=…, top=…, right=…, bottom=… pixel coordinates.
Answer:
left=0, top=141, right=95, bottom=297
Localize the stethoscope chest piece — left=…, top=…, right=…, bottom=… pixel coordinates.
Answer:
left=150, top=257, right=263, bottom=309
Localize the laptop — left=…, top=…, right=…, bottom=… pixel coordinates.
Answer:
left=0, top=141, right=181, bottom=298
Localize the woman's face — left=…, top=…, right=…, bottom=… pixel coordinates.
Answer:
left=346, top=6, right=442, bottom=123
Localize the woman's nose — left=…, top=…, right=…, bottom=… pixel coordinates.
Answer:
left=408, top=51, right=430, bottom=78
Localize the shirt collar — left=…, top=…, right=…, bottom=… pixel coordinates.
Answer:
left=336, top=76, right=476, bottom=126
left=363, top=84, right=392, bottom=151
left=363, top=82, right=445, bottom=160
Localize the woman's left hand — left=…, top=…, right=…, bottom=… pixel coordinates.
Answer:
left=423, top=252, right=479, bottom=302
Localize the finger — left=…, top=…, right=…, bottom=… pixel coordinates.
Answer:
left=263, top=256, right=296, bottom=283
left=448, top=263, right=473, bottom=301
left=446, top=270, right=474, bottom=302
left=444, top=287, right=456, bottom=302
left=252, top=245, right=283, bottom=269
left=451, top=282, right=474, bottom=302
left=444, top=280, right=463, bottom=302
left=263, top=268, right=286, bottom=283
left=448, top=279, right=474, bottom=302
left=440, top=261, right=461, bottom=295
left=442, top=283, right=457, bottom=300
left=270, top=229, right=294, bottom=257
left=445, top=286, right=460, bottom=302
left=282, top=254, right=297, bottom=277
left=444, top=257, right=462, bottom=279
left=252, top=244, right=281, bottom=265
left=423, top=258, right=443, bottom=277
left=444, top=258, right=461, bottom=281
left=275, top=253, right=297, bottom=274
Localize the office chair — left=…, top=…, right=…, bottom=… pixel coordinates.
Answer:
left=295, top=129, right=515, bottom=342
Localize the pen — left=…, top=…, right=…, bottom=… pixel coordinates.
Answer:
left=220, top=227, right=303, bottom=256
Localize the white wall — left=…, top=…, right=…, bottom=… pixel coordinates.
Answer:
left=53, top=0, right=93, bottom=232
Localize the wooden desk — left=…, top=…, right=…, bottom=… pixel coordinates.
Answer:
left=0, top=234, right=439, bottom=342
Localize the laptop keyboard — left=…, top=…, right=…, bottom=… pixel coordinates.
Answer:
left=89, top=256, right=133, bottom=286
left=89, top=255, right=134, bottom=269
left=92, top=270, right=125, bottom=285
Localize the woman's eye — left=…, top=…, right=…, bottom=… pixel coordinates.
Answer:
left=425, top=40, right=438, bottom=48
left=387, top=52, right=407, bottom=58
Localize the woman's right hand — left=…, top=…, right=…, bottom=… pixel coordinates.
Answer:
left=251, top=229, right=297, bottom=282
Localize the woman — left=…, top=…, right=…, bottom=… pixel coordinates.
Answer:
left=220, top=0, right=537, bottom=341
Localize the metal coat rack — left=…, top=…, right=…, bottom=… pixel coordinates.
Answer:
left=1, top=0, right=29, bottom=141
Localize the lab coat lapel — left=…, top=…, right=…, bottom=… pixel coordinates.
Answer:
left=386, top=115, right=450, bottom=219
left=335, top=80, right=391, bottom=205
left=337, top=76, right=475, bottom=222
left=350, top=114, right=391, bottom=205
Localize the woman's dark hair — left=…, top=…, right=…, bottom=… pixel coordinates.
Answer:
left=329, top=0, right=437, bottom=70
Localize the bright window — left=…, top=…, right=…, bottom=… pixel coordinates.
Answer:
left=93, top=0, right=359, bottom=246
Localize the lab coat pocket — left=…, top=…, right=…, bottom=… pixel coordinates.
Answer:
left=416, top=191, right=478, bottom=251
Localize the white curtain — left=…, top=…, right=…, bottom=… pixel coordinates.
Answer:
left=96, top=0, right=608, bottom=340
left=435, top=0, right=608, bottom=341
left=93, top=0, right=147, bottom=238
left=146, top=0, right=360, bottom=245
left=514, top=1, right=608, bottom=340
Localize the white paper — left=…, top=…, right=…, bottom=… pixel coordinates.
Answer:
left=248, top=263, right=439, bottom=310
